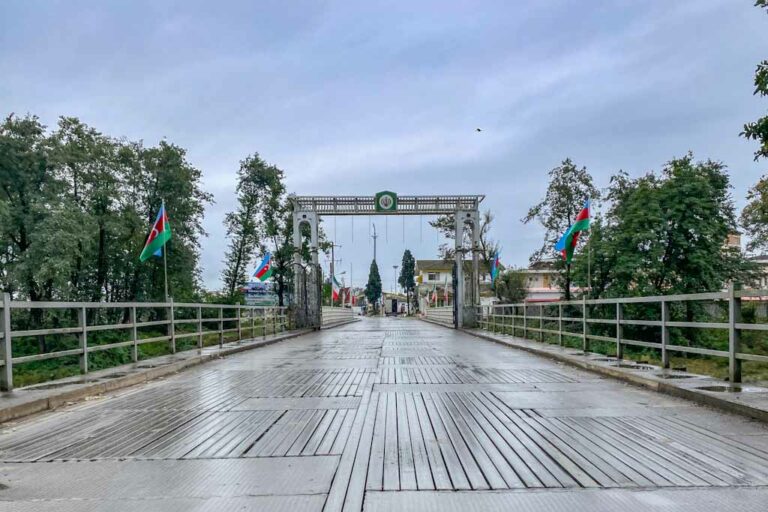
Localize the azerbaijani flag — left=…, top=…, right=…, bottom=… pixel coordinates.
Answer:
left=332, top=275, right=341, bottom=302
left=254, top=253, right=273, bottom=281
left=139, top=203, right=172, bottom=262
left=490, top=252, right=500, bottom=283
left=555, top=199, right=590, bottom=264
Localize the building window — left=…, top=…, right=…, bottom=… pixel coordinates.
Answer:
left=428, top=272, right=440, bottom=281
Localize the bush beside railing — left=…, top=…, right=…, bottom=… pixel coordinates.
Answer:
left=0, top=294, right=289, bottom=391
left=477, top=284, right=768, bottom=384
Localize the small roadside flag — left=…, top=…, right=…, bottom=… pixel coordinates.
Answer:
left=555, top=199, right=590, bottom=264
left=490, top=252, right=500, bottom=283
left=254, top=253, right=273, bottom=281
left=332, top=275, right=341, bottom=302
left=139, top=203, right=172, bottom=262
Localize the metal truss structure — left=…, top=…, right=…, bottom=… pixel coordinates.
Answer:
left=289, top=194, right=484, bottom=216
left=290, top=194, right=483, bottom=330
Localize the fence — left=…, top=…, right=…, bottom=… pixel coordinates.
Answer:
left=424, top=306, right=454, bottom=328
left=0, top=294, right=288, bottom=391
left=477, top=284, right=768, bottom=384
left=321, top=306, right=354, bottom=327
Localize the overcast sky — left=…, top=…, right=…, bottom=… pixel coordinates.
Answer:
left=2, top=0, right=767, bottom=290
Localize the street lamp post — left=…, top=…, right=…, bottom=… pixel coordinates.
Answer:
left=393, top=265, right=399, bottom=293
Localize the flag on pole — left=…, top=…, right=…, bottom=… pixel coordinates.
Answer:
left=444, top=277, right=449, bottom=303
left=254, top=253, right=273, bottom=281
left=490, top=252, right=500, bottom=283
left=555, top=199, right=590, bottom=264
left=332, top=275, right=341, bottom=302
left=139, top=203, right=172, bottom=262
left=432, top=285, right=437, bottom=305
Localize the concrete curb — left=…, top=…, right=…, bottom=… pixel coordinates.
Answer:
left=322, top=318, right=361, bottom=329
left=463, top=328, right=768, bottom=424
left=420, top=317, right=454, bottom=329
left=0, top=329, right=312, bottom=424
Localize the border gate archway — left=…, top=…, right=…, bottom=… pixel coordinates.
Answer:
left=289, top=194, right=485, bottom=329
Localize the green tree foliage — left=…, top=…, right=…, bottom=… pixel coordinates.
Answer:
left=220, top=154, right=284, bottom=301
left=741, top=1, right=768, bottom=162
left=523, top=158, right=599, bottom=300
left=494, top=269, right=527, bottom=303
left=740, top=2, right=768, bottom=253
left=571, top=155, right=752, bottom=297
left=0, top=114, right=211, bottom=304
left=365, top=259, right=382, bottom=311
left=398, top=249, right=416, bottom=312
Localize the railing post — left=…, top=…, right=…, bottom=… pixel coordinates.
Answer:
left=250, top=307, right=255, bottom=338
left=197, top=306, right=203, bottom=351
left=523, top=302, right=527, bottom=338
left=273, top=307, right=277, bottom=334
left=169, top=299, right=176, bottom=354
left=263, top=309, right=267, bottom=339
left=582, top=296, right=588, bottom=352
left=218, top=306, right=224, bottom=348
left=501, top=306, right=505, bottom=335
left=615, top=302, right=623, bottom=360
left=661, top=299, right=670, bottom=369
left=130, top=306, right=138, bottom=363
left=78, top=306, right=88, bottom=374
left=539, top=304, right=544, bottom=342
left=728, top=282, right=742, bottom=384
left=237, top=303, right=243, bottom=343
left=558, top=303, right=563, bottom=346
left=1, top=293, right=13, bottom=391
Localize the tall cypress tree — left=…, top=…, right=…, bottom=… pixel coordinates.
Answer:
left=365, top=259, right=382, bottom=312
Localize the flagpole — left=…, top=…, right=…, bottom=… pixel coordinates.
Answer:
left=163, top=242, right=169, bottom=303
left=162, top=200, right=169, bottom=303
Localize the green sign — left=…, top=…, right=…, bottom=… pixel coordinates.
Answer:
left=375, top=191, right=398, bottom=212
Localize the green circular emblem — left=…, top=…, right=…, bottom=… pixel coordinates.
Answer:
left=374, top=191, right=398, bottom=211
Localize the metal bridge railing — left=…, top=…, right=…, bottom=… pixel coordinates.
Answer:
left=476, top=284, right=768, bottom=384
left=321, top=306, right=354, bottom=327
left=424, top=306, right=454, bottom=328
left=0, top=293, right=289, bottom=391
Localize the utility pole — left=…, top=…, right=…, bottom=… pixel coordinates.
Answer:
left=393, top=265, right=399, bottom=293
left=371, top=223, right=378, bottom=262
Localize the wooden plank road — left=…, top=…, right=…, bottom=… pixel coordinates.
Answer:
left=2, top=317, right=768, bottom=511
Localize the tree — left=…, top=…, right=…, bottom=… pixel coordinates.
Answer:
left=430, top=210, right=500, bottom=275
left=365, top=260, right=382, bottom=312
left=494, top=269, right=527, bottom=303
left=221, top=154, right=286, bottom=302
left=741, top=1, right=768, bottom=252
left=741, top=1, right=768, bottom=162
left=572, top=155, right=752, bottom=298
left=398, top=249, right=416, bottom=313
left=523, top=158, right=599, bottom=300
left=0, top=113, right=212, bottom=305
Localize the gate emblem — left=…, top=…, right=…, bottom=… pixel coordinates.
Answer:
left=375, top=191, right=398, bottom=212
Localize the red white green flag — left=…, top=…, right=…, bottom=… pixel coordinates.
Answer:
left=332, top=275, right=341, bottom=302
left=139, top=203, right=172, bottom=262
